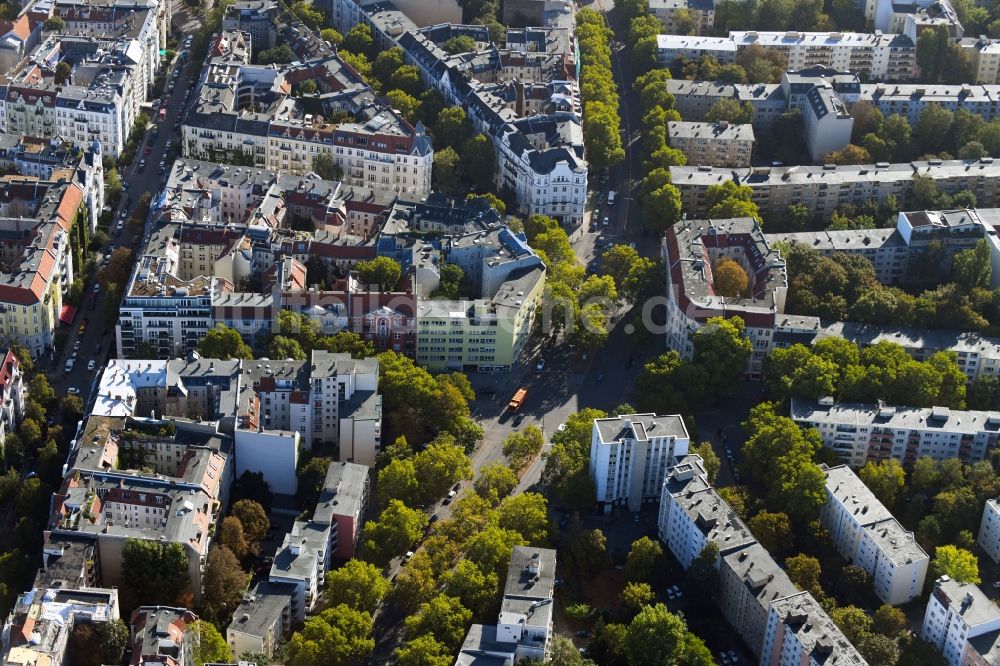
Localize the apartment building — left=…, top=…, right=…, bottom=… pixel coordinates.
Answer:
left=667, top=120, right=755, bottom=167
left=346, top=2, right=589, bottom=226
left=793, top=397, right=1000, bottom=467
left=0, top=349, right=24, bottom=456
left=221, top=0, right=278, bottom=55
left=0, top=178, right=82, bottom=359
left=130, top=606, right=199, bottom=666
left=658, top=455, right=866, bottom=663
left=456, top=547, right=557, bottom=664
left=671, top=158, right=1000, bottom=221
left=314, top=461, right=370, bottom=558
left=820, top=465, right=928, bottom=605
left=0, top=15, right=40, bottom=74
left=766, top=208, right=1000, bottom=287
left=813, top=321, right=1000, bottom=382
left=978, top=499, right=1000, bottom=564
left=649, top=0, right=715, bottom=35
left=860, top=82, right=1000, bottom=124
left=590, top=413, right=690, bottom=513
left=663, top=217, right=793, bottom=378
left=183, top=48, right=433, bottom=200
left=657, top=457, right=756, bottom=568
left=959, top=36, right=1000, bottom=84
left=874, top=0, right=964, bottom=38
left=922, top=577, right=1000, bottom=666
left=1, top=587, right=119, bottom=665
left=658, top=31, right=916, bottom=81
left=226, top=580, right=294, bottom=659
left=762, top=592, right=868, bottom=666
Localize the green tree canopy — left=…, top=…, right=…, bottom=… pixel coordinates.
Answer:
left=197, top=324, right=253, bottom=360
left=285, top=604, right=375, bottom=665
left=324, top=560, right=391, bottom=613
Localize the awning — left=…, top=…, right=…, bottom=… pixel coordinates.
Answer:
left=59, top=305, right=77, bottom=325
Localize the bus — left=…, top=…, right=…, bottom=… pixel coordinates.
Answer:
left=508, top=388, right=527, bottom=413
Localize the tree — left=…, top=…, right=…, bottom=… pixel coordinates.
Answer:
left=373, top=48, right=405, bottom=87
left=203, top=546, right=247, bottom=616
left=693, top=316, right=753, bottom=398
left=549, top=635, right=596, bottom=666
left=953, top=239, right=992, bottom=291
left=324, top=560, right=390, bottom=613
left=121, top=539, right=190, bottom=611
left=933, top=544, right=981, bottom=583
left=434, top=107, right=472, bottom=150
left=389, top=65, right=423, bottom=97
left=626, top=604, right=687, bottom=665
left=713, top=258, right=749, bottom=298
left=285, top=605, right=374, bottom=665
left=60, top=394, right=83, bottom=425
left=97, top=619, right=128, bottom=665
left=473, top=462, right=518, bottom=505
left=342, top=23, right=374, bottom=57
left=501, top=426, right=544, bottom=473
left=386, top=89, right=419, bottom=122
left=497, top=492, right=550, bottom=545
left=690, top=442, right=720, bottom=484
left=873, top=604, right=908, bottom=637
left=197, top=324, right=253, bottom=360
left=231, top=499, right=269, bottom=547
left=29, top=374, right=54, bottom=406
left=621, top=582, right=656, bottom=614
left=356, top=256, right=401, bottom=291
left=297, top=456, right=332, bottom=507
left=312, top=153, right=341, bottom=181
left=269, top=335, right=306, bottom=361
left=44, top=16, right=65, bottom=30
left=640, top=182, right=682, bottom=233
left=443, top=34, right=476, bottom=54
left=258, top=44, right=294, bottom=64
left=569, top=528, right=610, bottom=576
left=748, top=511, right=793, bottom=553
left=404, top=594, right=472, bottom=652
left=705, top=181, right=759, bottom=219
left=413, top=437, right=472, bottom=504
left=55, top=61, right=71, bottom=85
left=624, top=537, right=662, bottom=584
left=825, top=144, right=872, bottom=165
left=320, top=28, right=342, bottom=46
left=858, top=459, right=906, bottom=509
left=190, top=621, right=232, bottom=666
left=785, top=553, right=822, bottom=593
left=859, top=633, right=900, bottom=665
left=830, top=605, right=873, bottom=644
left=441, top=559, right=499, bottom=621
left=705, top=98, right=754, bottom=124
left=360, top=500, right=428, bottom=567
left=460, top=133, right=496, bottom=191
left=395, top=634, right=453, bottom=666
left=216, top=517, right=249, bottom=559
left=377, top=458, right=420, bottom=506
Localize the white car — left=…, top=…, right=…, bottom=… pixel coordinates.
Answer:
left=67, top=387, right=80, bottom=395
left=64, top=359, right=75, bottom=373
left=536, top=358, right=545, bottom=371
left=557, top=423, right=567, bottom=432
left=87, top=360, right=96, bottom=371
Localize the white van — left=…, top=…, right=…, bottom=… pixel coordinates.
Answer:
left=607, top=191, right=617, bottom=205
left=64, top=358, right=75, bottom=373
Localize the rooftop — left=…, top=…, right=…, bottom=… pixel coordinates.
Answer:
left=593, top=413, right=689, bottom=444
left=793, top=397, right=1000, bottom=435
left=228, top=581, right=294, bottom=640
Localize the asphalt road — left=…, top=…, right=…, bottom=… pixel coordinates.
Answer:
left=44, top=45, right=199, bottom=420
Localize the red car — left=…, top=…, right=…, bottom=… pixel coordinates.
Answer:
left=144, top=144, right=152, bottom=155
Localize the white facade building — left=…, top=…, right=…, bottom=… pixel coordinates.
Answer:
left=590, top=413, right=690, bottom=513
left=761, top=592, right=868, bottom=666
left=978, top=499, right=1000, bottom=564
left=922, top=577, right=1000, bottom=666
left=820, top=465, right=928, bottom=605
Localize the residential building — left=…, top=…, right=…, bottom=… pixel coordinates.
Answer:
left=859, top=82, right=1000, bottom=124
left=667, top=120, right=755, bottom=167
left=226, top=581, right=294, bottom=659
left=0, top=349, right=24, bottom=455
left=221, top=0, right=278, bottom=55
left=314, top=461, right=370, bottom=558
left=657, top=456, right=756, bottom=568
left=657, top=31, right=916, bottom=81
left=959, top=36, right=1000, bottom=84
left=792, top=397, right=1000, bottom=467
left=182, top=48, right=433, bottom=200
left=819, top=464, right=928, bottom=605
left=718, top=543, right=800, bottom=657
left=456, top=547, right=556, bottom=664
left=129, top=606, right=199, bottom=666
left=671, top=159, right=1000, bottom=221
left=0, top=16, right=41, bottom=73
left=657, top=455, right=865, bottom=663
left=766, top=208, right=1000, bottom=288
left=802, top=83, right=855, bottom=162
left=0, top=178, right=82, bottom=358
left=590, top=413, right=690, bottom=512
left=922, top=577, right=1000, bottom=666
left=873, top=0, right=963, bottom=35
left=761, top=592, right=868, bottom=666
left=662, top=217, right=795, bottom=378
left=648, top=0, right=715, bottom=35
left=1, top=587, right=119, bottom=666
left=978, top=499, right=1000, bottom=564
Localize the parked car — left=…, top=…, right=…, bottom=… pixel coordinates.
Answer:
left=87, top=360, right=96, bottom=371
left=536, top=358, right=545, bottom=371
left=64, top=359, right=75, bottom=373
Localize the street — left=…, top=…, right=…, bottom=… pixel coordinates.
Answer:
left=44, top=34, right=200, bottom=417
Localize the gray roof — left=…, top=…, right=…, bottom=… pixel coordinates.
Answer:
left=813, top=321, right=1000, bottom=357
left=822, top=464, right=895, bottom=527
left=313, top=461, right=368, bottom=526
left=228, top=581, right=294, bottom=639
left=765, top=228, right=906, bottom=253
left=933, top=577, right=1000, bottom=628
left=793, top=398, right=1000, bottom=436
left=769, top=593, right=868, bottom=665
left=722, top=542, right=799, bottom=612
left=504, top=546, right=556, bottom=601
left=668, top=120, right=755, bottom=142
left=455, top=624, right=515, bottom=666
left=593, top=413, right=689, bottom=444
left=673, top=486, right=757, bottom=554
